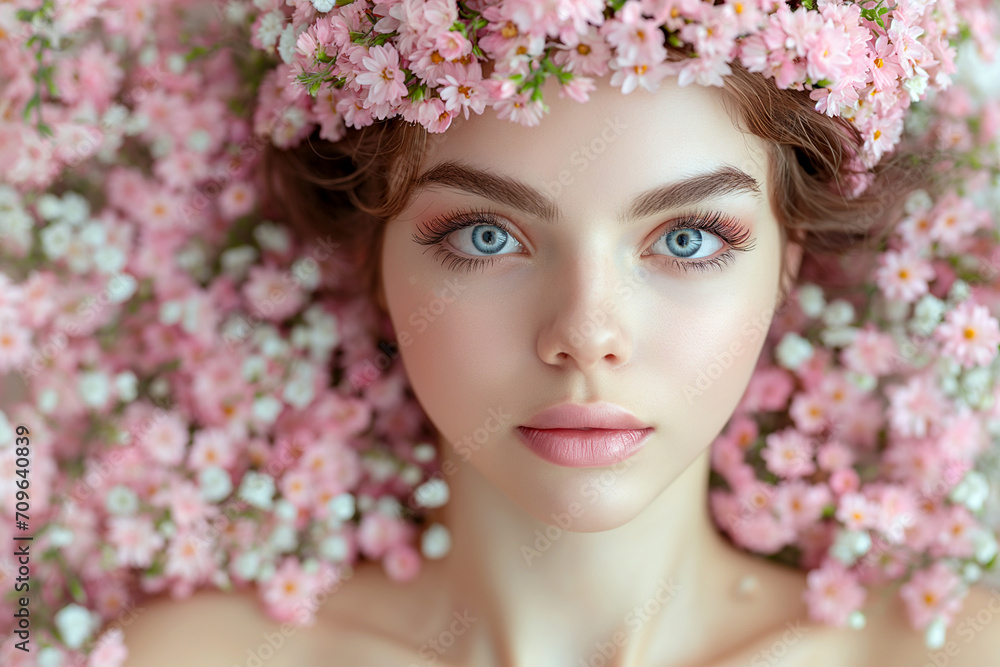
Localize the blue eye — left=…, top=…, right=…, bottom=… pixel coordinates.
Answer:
left=412, top=206, right=756, bottom=274
left=449, top=224, right=524, bottom=256
left=650, top=228, right=725, bottom=260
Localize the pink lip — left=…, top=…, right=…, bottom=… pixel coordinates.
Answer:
left=516, top=427, right=652, bottom=468
left=517, top=402, right=653, bottom=468
left=521, top=402, right=652, bottom=430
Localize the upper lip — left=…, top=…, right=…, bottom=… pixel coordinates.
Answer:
left=520, top=402, right=652, bottom=430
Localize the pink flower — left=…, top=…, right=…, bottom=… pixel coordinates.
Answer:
left=188, top=428, right=236, bottom=471
left=357, top=510, right=413, bottom=559
left=817, top=441, right=854, bottom=472
left=138, top=412, right=189, bottom=466
left=219, top=182, right=257, bottom=221
left=88, top=628, right=128, bottom=667
left=789, top=390, right=830, bottom=434
left=243, top=265, right=306, bottom=322
left=934, top=302, right=1000, bottom=369
left=738, top=365, right=795, bottom=412
left=383, top=543, right=422, bottom=582
left=761, top=428, right=816, bottom=478
left=434, top=30, right=472, bottom=61
left=108, top=516, right=165, bottom=568
left=773, top=481, right=832, bottom=531
left=899, top=563, right=965, bottom=629
left=835, top=492, right=879, bottom=531
left=0, top=318, right=31, bottom=374
left=437, top=70, right=488, bottom=120
left=874, top=249, right=935, bottom=302
left=887, top=374, right=946, bottom=439
left=839, top=326, right=899, bottom=377
left=261, top=558, right=325, bottom=625
left=804, top=560, right=867, bottom=626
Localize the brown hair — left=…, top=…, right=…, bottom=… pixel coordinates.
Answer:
left=263, top=61, right=934, bottom=308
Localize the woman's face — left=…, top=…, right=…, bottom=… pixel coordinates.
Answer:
left=379, top=74, right=798, bottom=531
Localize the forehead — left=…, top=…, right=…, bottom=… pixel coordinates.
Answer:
left=420, top=74, right=771, bottom=208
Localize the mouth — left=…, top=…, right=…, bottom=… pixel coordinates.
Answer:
left=515, top=426, right=653, bottom=468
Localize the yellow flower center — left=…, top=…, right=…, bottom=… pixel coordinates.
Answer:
left=501, top=21, right=518, bottom=39
left=964, top=327, right=977, bottom=340
left=577, top=43, right=591, bottom=55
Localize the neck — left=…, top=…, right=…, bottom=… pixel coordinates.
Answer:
left=420, top=439, right=764, bottom=666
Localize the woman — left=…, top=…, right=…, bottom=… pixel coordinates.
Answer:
left=120, top=45, right=1000, bottom=664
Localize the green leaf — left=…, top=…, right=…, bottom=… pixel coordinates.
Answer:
left=16, top=9, right=36, bottom=22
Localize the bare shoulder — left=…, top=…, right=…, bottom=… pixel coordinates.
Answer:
left=311, top=560, right=467, bottom=664
left=860, top=581, right=1000, bottom=667
left=121, top=587, right=312, bottom=667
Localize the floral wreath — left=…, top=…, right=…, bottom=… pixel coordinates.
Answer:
left=0, top=0, right=1000, bottom=664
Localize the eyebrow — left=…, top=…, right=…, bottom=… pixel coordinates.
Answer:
left=411, top=160, right=763, bottom=225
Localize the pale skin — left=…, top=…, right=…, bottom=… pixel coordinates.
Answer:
left=122, top=74, right=1000, bottom=666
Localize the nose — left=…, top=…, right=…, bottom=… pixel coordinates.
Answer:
left=537, top=258, right=636, bottom=370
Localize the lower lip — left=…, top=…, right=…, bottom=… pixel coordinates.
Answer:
left=515, top=427, right=653, bottom=468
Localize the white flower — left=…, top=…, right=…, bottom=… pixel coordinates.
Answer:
left=114, top=371, right=138, bottom=403
left=256, top=11, right=284, bottom=50
left=904, top=189, right=933, bottom=215
left=903, top=71, right=930, bottom=102
left=107, top=273, right=137, bottom=304
left=78, top=370, right=110, bottom=408
left=253, top=221, right=291, bottom=253
left=947, top=280, right=971, bottom=304
left=328, top=493, right=355, bottom=521
left=820, top=326, right=858, bottom=348
left=252, top=395, right=283, bottom=424
left=312, top=0, right=336, bottom=11
left=320, top=534, right=349, bottom=561
left=234, top=550, right=262, bottom=580
left=54, top=603, right=97, bottom=649
left=797, top=283, right=825, bottom=318
left=376, top=496, right=402, bottom=517
left=911, top=294, right=946, bottom=335
left=291, top=257, right=321, bottom=291
left=198, top=466, right=233, bottom=502
left=105, top=485, right=139, bottom=515
left=275, top=499, right=298, bottom=522
left=59, top=192, right=90, bottom=225
left=48, top=526, right=74, bottom=547
left=38, top=388, right=59, bottom=414
left=36, top=193, right=64, bottom=220
left=949, top=470, right=990, bottom=511
left=278, top=25, right=298, bottom=64
left=822, top=299, right=855, bottom=328
left=924, top=615, right=947, bottom=650
left=962, top=562, right=982, bottom=583
left=0, top=410, right=12, bottom=444
left=39, top=646, right=64, bottom=667
left=238, top=471, right=276, bottom=509
left=269, top=523, right=297, bottom=553
left=221, top=245, right=259, bottom=278
left=94, top=245, right=127, bottom=274
left=847, top=611, right=866, bottom=630
left=40, top=222, right=73, bottom=259
left=399, top=464, right=423, bottom=486
left=413, top=478, right=450, bottom=508
left=973, top=529, right=999, bottom=564
left=242, top=355, right=266, bottom=382
left=413, top=443, right=437, bottom=463
left=775, top=332, right=814, bottom=371
left=421, top=523, right=452, bottom=559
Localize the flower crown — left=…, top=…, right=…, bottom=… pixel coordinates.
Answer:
left=261, top=0, right=997, bottom=169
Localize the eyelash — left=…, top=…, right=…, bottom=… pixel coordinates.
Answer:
left=411, top=206, right=757, bottom=274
